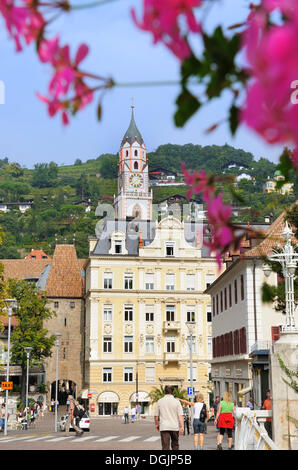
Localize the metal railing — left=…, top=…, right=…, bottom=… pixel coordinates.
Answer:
left=235, top=408, right=279, bottom=450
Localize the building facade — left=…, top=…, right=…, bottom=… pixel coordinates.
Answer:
left=84, top=109, right=219, bottom=416
left=206, top=213, right=289, bottom=407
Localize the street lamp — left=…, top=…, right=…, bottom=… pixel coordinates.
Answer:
left=263, top=221, right=298, bottom=333
left=4, top=298, right=17, bottom=436
left=54, top=332, right=62, bottom=432
left=24, top=347, right=33, bottom=428
left=186, top=322, right=196, bottom=402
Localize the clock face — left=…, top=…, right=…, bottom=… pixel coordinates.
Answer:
left=129, top=173, right=144, bottom=188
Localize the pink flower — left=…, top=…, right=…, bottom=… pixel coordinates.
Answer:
left=131, top=0, right=202, bottom=61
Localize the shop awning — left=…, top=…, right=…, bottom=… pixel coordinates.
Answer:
left=130, top=391, right=150, bottom=402
left=98, top=391, right=119, bottom=403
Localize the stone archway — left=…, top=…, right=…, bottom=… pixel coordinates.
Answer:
left=50, top=379, right=77, bottom=405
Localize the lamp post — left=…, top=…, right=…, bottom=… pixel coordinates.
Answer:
left=263, top=221, right=298, bottom=334
left=4, top=298, right=17, bottom=436
left=24, top=347, right=33, bottom=427
left=54, top=333, right=62, bottom=433
left=186, top=322, right=196, bottom=402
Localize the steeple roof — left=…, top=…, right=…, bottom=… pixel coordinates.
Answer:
left=121, top=106, right=144, bottom=146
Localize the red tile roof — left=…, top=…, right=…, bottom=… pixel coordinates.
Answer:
left=25, top=249, right=51, bottom=260
left=1, top=259, right=50, bottom=281
left=44, top=245, right=85, bottom=298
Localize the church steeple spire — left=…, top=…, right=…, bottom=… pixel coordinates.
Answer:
left=121, top=105, right=144, bottom=146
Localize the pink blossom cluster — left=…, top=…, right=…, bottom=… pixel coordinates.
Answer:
left=37, top=37, right=94, bottom=125
left=0, top=0, right=95, bottom=124
left=0, top=0, right=45, bottom=51
left=131, top=0, right=202, bottom=61
left=182, top=162, right=235, bottom=269
left=241, top=0, right=298, bottom=168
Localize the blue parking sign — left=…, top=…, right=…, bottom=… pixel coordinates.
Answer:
left=187, top=387, right=195, bottom=396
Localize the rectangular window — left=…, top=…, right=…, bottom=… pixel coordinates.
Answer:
left=54, top=302, right=59, bottom=309
left=124, top=367, right=133, bottom=382
left=241, top=274, right=245, bottom=301
left=104, top=272, right=113, bottom=289
left=103, top=368, right=112, bottom=382
left=145, top=306, right=154, bottom=322
left=103, top=337, right=112, bottom=353
left=229, top=284, right=232, bottom=308
left=70, top=301, right=75, bottom=308
left=124, top=336, right=133, bottom=353
left=103, top=305, right=112, bottom=322
left=145, top=367, right=155, bottom=383
left=124, top=273, right=133, bottom=290
left=216, top=294, right=219, bottom=315
left=145, top=337, right=154, bottom=354
left=207, top=305, right=212, bottom=323
left=224, top=288, right=227, bottom=311
left=166, top=243, right=174, bottom=256
left=187, top=308, right=195, bottom=323
left=234, top=279, right=238, bottom=304
left=145, top=273, right=154, bottom=290
left=115, top=240, right=122, bottom=254
left=166, top=273, right=175, bottom=291
left=220, top=291, right=223, bottom=313
left=166, top=305, right=175, bottom=322
left=166, top=338, right=176, bottom=353
left=187, top=366, right=197, bottom=382
left=124, top=305, right=133, bottom=322
left=206, top=273, right=215, bottom=288
left=186, top=274, right=195, bottom=291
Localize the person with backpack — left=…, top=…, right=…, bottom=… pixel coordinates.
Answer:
left=178, top=393, right=209, bottom=450
left=65, top=395, right=84, bottom=437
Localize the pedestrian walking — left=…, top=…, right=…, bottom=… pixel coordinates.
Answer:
left=65, top=395, right=84, bottom=437
left=123, top=406, right=130, bottom=424
left=215, top=391, right=235, bottom=450
left=137, top=403, right=141, bottom=420
left=246, top=396, right=254, bottom=410
left=131, top=406, right=136, bottom=423
left=179, top=393, right=209, bottom=450
left=212, top=396, right=220, bottom=421
left=261, top=390, right=272, bottom=439
left=182, top=404, right=190, bottom=435
left=50, top=399, right=55, bottom=412
left=154, top=385, right=184, bottom=451
left=0, top=404, right=8, bottom=432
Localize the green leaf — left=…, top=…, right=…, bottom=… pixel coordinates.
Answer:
left=174, top=89, right=201, bottom=127
left=229, top=105, right=239, bottom=135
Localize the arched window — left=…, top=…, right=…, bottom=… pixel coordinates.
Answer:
left=134, top=161, right=138, bottom=170
left=125, top=150, right=129, bottom=157
left=134, top=150, right=138, bottom=156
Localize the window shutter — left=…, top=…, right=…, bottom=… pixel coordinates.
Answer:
left=271, top=326, right=280, bottom=342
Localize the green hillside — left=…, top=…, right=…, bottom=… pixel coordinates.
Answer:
left=0, top=144, right=296, bottom=259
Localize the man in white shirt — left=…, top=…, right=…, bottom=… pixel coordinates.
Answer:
left=154, top=386, right=184, bottom=450
left=123, top=406, right=129, bottom=424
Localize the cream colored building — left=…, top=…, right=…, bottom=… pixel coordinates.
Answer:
left=84, top=109, right=219, bottom=416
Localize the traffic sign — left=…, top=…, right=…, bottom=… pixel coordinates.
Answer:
left=1, top=381, right=13, bottom=390
left=187, top=387, right=195, bottom=397
left=87, top=393, right=92, bottom=399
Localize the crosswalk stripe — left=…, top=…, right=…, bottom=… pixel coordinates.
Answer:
left=0, top=436, right=34, bottom=443
left=24, top=436, right=53, bottom=442
left=119, top=436, right=140, bottom=442
left=144, top=436, right=160, bottom=442
left=44, top=436, right=75, bottom=442
left=94, top=436, right=119, bottom=442
left=69, top=436, right=96, bottom=442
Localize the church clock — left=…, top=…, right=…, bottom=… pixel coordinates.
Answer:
left=129, top=173, right=144, bottom=188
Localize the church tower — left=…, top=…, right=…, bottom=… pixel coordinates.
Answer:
left=114, top=106, right=153, bottom=220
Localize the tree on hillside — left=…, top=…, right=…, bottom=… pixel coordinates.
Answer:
left=31, top=162, right=58, bottom=188
left=7, top=279, right=56, bottom=403
left=98, top=154, right=118, bottom=179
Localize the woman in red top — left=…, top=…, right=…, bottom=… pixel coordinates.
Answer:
left=215, top=392, right=235, bottom=450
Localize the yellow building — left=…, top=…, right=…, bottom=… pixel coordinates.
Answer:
left=263, top=171, right=293, bottom=195
left=84, top=108, right=219, bottom=416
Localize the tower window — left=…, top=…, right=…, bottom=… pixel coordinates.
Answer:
left=134, top=150, right=138, bottom=156
left=125, top=150, right=129, bottom=157
left=134, top=161, right=138, bottom=169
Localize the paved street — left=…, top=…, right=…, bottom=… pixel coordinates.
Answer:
left=0, top=407, right=230, bottom=451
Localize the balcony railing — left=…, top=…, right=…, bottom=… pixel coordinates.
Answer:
left=163, top=321, right=181, bottom=332
left=235, top=408, right=279, bottom=450
left=251, top=341, right=272, bottom=354
left=164, top=352, right=180, bottom=364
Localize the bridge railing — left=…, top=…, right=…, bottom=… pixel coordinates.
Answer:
left=234, top=408, right=279, bottom=450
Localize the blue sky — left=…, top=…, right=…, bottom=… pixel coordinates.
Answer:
left=0, top=0, right=283, bottom=168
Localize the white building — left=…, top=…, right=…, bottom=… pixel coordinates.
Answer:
left=206, top=213, right=288, bottom=407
